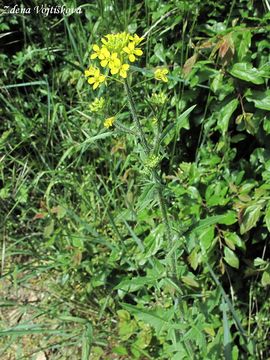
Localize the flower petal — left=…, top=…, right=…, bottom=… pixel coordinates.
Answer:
left=134, top=49, right=143, bottom=56
left=129, top=54, right=136, bottom=62
left=100, top=60, right=108, bottom=67
left=111, top=67, right=119, bottom=75
left=88, top=77, right=95, bottom=84
left=122, top=64, right=129, bottom=70
left=120, top=70, right=127, bottom=78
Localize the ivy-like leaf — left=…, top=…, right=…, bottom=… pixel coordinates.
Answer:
left=218, top=99, right=238, bottom=135
left=240, top=204, right=262, bottom=234
left=224, top=246, right=239, bottom=269
left=246, top=90, right=270, bottom=111
left=229, top=63, right=266, bottom=84
left=265, top=205, right=270, bottom=232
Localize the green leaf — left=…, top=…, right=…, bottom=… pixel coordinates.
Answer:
left=254, top=257, right=267, bottom=267
left=265, top=205, right=270, bottom=232
left=199, top=225, right=215, bottom=250
left=246, top=90, right=270, bottom=111
left=224, top=232, right=245, bottom=250
left=82, top=323, right=93, bottom=360
left=120, top=303, right=175, bottom=335
left=240, top=205, right=262, bottom=234
left=115, top=276, right=156, bottom=292
left=72, top=236, right=84, bottom=249
left=188, top=248, right=200, bottom=270
left=161, top=105, right=196, bottom=145
left=237, top=30, right=251, bottom=61
left=210, top=71, right=223, bottom=93
left=218, top=99, right=238, bottom=135
left=154, top=43, right=166, bottom=63
left=222, top=298, right=232, bottom=360
left=261, top=268, right=270, bottom=287
left=224, top=247, right=239, bottom=269
left=44, top=220, right=54, bottom=238
left=112, top=346, right=128, bottom=356
left=181, top=275, right=200, bottom=288
left=229, top=63, right=265, bottom=84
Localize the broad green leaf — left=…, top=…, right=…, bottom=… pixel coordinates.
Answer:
left=188, top=248, right=200, bottom=270
left=263, top=119, right=270, bottom=134
left=224, top=232, right=245, bottom=250
left=118, top=319, right=138, bottom=340
left=44, top=220, right=54, bottom=238
left=265, top=205, right=270, bottom=232
left=261, top=268, right=270, bottom=287
left=112, top=346, right=128, bottom=356
left=136, top=183, right=156, bottom=211
left=246, top=90, right=270, bottom=111
left=181, top=275, right=200, bottom=288
left=229, top=63, right=265, bottom=84
left=72, top=236, right=84, bottom=249
left=218, top=99, right=238, bottom=135
left=143, top=224, right=164, bottom=258
left=240, top=205, right=262, bottom=234
left=117, top=310, right=130, bottom=322
left=115, top=276, right=156, bottom=292
left=236, top=30, right=251, bottom=61
left=194, top=211, right=237, bottom=233
left=254, top=257, right=267, bottom=267
left=154, top=43, right=166, bottom=63
left=211, top=71, right=223, bottom=93
left=224, top=247, right=239, bottom=269
left=199, top=225, right=215, bottom=250
left=121, top=303, right=175, bottom=335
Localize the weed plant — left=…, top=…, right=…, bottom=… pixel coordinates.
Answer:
left=0, top=0, right=270, bottom=359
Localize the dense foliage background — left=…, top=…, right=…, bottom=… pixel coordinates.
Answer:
left=1, top=0, right=270, bottom=359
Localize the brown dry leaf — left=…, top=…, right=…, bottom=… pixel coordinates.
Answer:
left=197, top=40, right=214, bottom=49
left=182, top=53, right=198, bottom=77
left=218, top=33, right=235, bottom=64
left=33, top=213, right=46, bottom=220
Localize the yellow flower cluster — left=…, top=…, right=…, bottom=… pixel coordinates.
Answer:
left=85, top=32, right=144, bottom=89
left=104, top=116, right=115, bottom=128
left=89, top=97, right=105, bottom=112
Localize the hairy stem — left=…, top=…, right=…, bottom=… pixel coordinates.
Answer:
left=124, top=79, right=177, bottom=277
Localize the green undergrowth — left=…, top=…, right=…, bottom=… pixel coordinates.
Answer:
left=0, top=0, right=270, bottom=359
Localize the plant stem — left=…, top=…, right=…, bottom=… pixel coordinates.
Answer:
left=124, top=79, right=177, bottom=277
left=124, top=80, right=150, bottom=155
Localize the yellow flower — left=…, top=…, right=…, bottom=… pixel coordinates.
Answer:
left=86, top=68, right=106, bottom=90
left=129, top=34, right=144, bottom=45
left=123, top=42, right=143, bottom=62
left=110, top=63, right=130, bottom=78
left=99, top=47, right=111, bottom=67
left=90, top=44, right=103, bottom=60
left=104, top=116, right=115, bottom=128
left=84, top=66, right=96, bottom=77
left=154, top=68, right=169, bottom=82
left=108, top=53, right=121, bottom=69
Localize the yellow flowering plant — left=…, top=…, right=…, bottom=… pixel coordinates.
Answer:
left=84, top=32, right=177, bottom=277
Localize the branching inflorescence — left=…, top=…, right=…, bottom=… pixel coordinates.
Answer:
left=84, top=33, right=175, bottom=276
